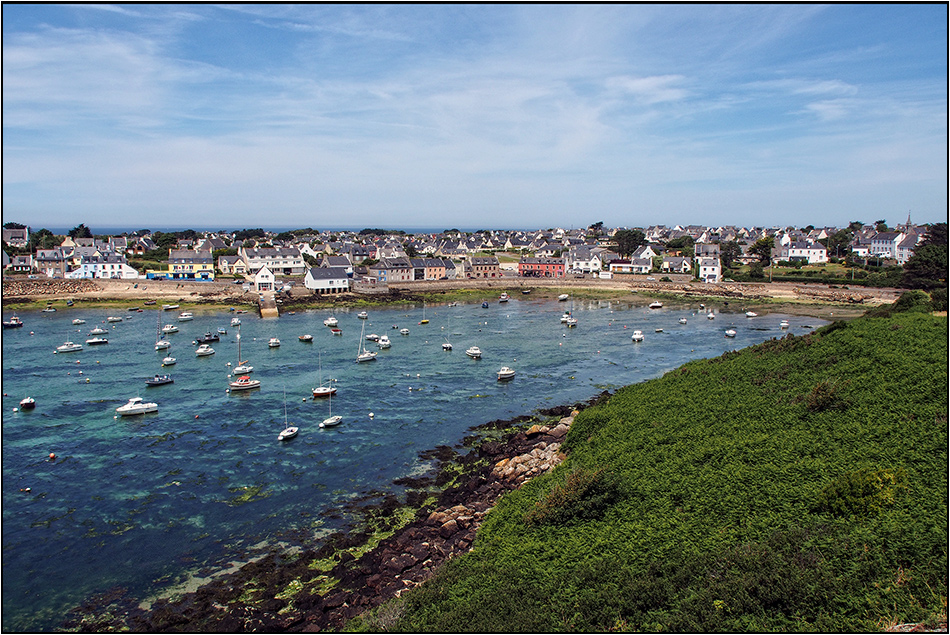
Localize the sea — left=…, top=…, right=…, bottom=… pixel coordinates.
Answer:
left=1, top=297, right=827, bottom=631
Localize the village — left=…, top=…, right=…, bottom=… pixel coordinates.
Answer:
left=1, top=219, right=926, bottom=300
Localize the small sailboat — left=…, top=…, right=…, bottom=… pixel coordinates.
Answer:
left=279, top=390, right=298, bottom=440
left=419, top=301, right=429, bottom=324
left=356, top=320, right=378, bottom=363
left=442, top=317, right=453, bottom=350
left=155, top=312, right=171, bottom=351
left=312, top=353, right=337, bottom=398
left=233, top=324, right=253, bottom=374
left=319, top=389, right=342, bottom=428
left=18, top=397, right=36, bottom=410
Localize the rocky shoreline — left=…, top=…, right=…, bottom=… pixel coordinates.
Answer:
left=61, top=398, right=603, bottom=632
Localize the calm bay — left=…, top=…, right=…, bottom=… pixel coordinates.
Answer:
left=1, top=297, right=826, bottom=631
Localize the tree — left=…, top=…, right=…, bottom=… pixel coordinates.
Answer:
left=588, top=221, right=604, bottom=236
left=875, top=219, right=889, bottom=233
left=720, top=241, right=742, bottom=268
left=405, top=242, right=418, bottom=258
left=613, top=229, right=646, bottom=258
left=29, top=228, right=59, bottom=251
left=824, top=229, right=854, bottom=260
left=3, top=222, right=26, bottom=229
left=848, top=221, right=865, bottom=232
left=749, top=236, right=775, bottom=265
left=69, top=223, right=93, bottom=239
left=666, top=236, right=694, bottom=258
left=902, top=223, right=948, bottom=290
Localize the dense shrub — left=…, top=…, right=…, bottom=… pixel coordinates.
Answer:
left=814, top=468, right=907, bottom=517
left=523, top=466, right=621, bottom=526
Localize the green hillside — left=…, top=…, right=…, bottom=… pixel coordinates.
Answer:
left=390, top=302, right=948, bottom=632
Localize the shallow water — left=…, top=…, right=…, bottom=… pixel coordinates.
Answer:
left=1, top=298, right=825, bottom=630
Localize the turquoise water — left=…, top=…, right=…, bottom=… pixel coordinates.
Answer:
left=1, top=298, right=826, bottom=631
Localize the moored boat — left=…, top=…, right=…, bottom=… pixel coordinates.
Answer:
left=56, top=341, right=83, bottom=353
left=331, top=328, right=343, bottom=336
left=649, top=301, right=663, bottom=309
left=107, top=316, right=123, bottom=323
left=195, top=344, right=215, bottom=356
left=558, top=294, right=569, bottom=301
left=162, top=356, right=177, bottom=366
left=116, top=397, right=158, bottom=416
left=3, top=315, right=24, bottom=329
left=278, top=426, right=298, bottom=441
left=268, top=337, right=281, bottom=348
left=86, top=336, right=109, bottom=345
left=497, top=366, right=515, bottom=381
left=162, top=304, right=179, bottom=311
left=162, top=324, right=179, bottom=334
left=466, top=345, right=482, bottom=359
left=90, top=326, right=108, bottom=335
left=299, top=334, right=313, bottom=342
left=725, top=329, right=737, bottom=338
left=145, top=374, right=173, bottom=386
left=178, top=312, right=194, bottom=321
left=230, top=317, right=241, bottom=326
left=19, top=397, right=36, bottom=410
left=631, top=330, right=644, bottom=342
left=357, top=311, right=368, bottom=319
left=377, top=335, right=391, bottom=349
left=324, top=316, right=338, bottom=327
left=679, top=317, right=688, bottom=324
left=745, top=311, right=758, bottom=318
left=228, top=375, right=261, bottom=391
left=72, top=318, right=86, bottom=325
left=499, top=293, right=510, bottom=303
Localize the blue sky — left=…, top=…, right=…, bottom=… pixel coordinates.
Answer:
left=3, top=4, right=947, bottom=231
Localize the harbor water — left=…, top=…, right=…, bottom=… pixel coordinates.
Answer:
left=1, top=297, right=826, bottom=631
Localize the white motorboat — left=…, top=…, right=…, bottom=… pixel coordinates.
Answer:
left=745, top=311, right=758, bottom=318
left=707, top=312, right=716, bottom=320
left=357, top=311, right=368, bottom=319
left=442, top=341, right=453, bottom=350
left=399, top=328, right=410, bottom=335
left=631, top=330, right=644, bottom=342
left=679, top=318, right=688, bottom=324
left=497, top=366, right=515, bottom=381
left=72, top=318, right=86, bottom=325
left=162, top=356, right=177, bottom=366
left=162, top=304, right=179, bottom=311
left=649, top=301, right=663, bottom=309
left=558, top=294, right=569, bottom=301
left=655, top=328, right=663, bottom=333
left=377, top=335, right=391, bottom=349
left=324, top=316, right=339, bottom=327
left=228, top=375, right=261, bottom=391
left=268, top=337, right=281, bottom=348
left=466, top=345, right=482, bottom=359
left=780, top=320, right=790, bottom=329
left=90, top=326, right=108, bottom=335
left=195, top=344, right=215, bottom=356
left=162, top=324, right=178, bottom=334
left=107, top=316, right=123, bottom=323
left=366, top=333, right=380, bottom=341
left=217, top=327, right=228, bottom=334
left=86, top=336, right=108, bottom=345
left=116, top=397, right=158, bottom=416
left=499, top=293, right=510, bottom=303
left=178, top=312, right=194, bottom=321
left=356, top=320, right=378, bottom=363
left=725, top=329, right=737, bottom=338
left=230, top=317, right=241, bottom=326
left=56, top=341, right=83, bottom=353
left=560, top=312, right=571, bottom=323
left=155, top=339, right=171, bottom=351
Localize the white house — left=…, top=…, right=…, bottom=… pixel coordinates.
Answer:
left=661, top=256, right=693, bottom=274
left=869, top=232, right=905, bottom=260
left=609, top=258, right=653, bottom=274
left=697, top=257, right=721, bottom=283
left=253, top=265, right=276, bottom=292
left=65, top=254, right=140, bottom=279
left=895, top=233, right=922, bottom=265
left=304, top=267, right=350, bottom=294
left=240, top=247, right=306, bottom=276
left=777, top=241, right=828, bottom=265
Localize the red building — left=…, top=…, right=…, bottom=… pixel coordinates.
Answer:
left=518, top=257, right=564, bottom=278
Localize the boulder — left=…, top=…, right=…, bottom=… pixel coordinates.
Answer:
left=439, top=519, right=459, bottom=538
left=549, top=423, right=570, bottom=438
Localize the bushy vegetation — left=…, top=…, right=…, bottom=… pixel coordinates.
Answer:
left=394, top=304, right=948, bottom=632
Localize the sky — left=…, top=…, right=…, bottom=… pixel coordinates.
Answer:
left=2, top=4, right=947, bottom=232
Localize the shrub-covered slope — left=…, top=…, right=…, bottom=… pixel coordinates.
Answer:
left=395, top=308, right=948, bottom=632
